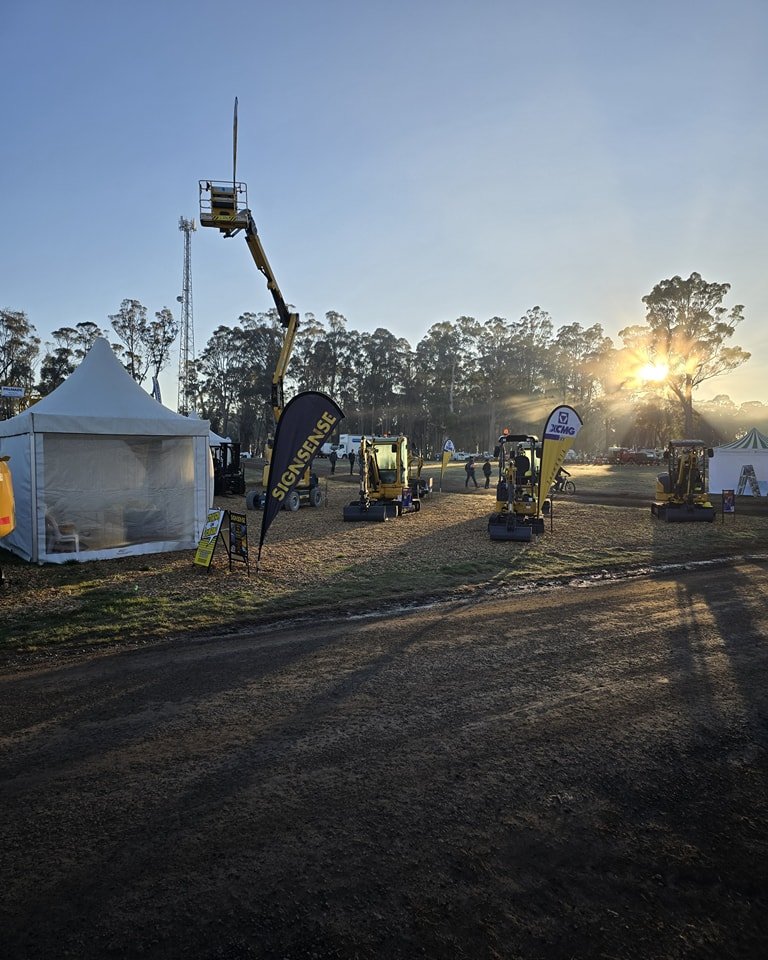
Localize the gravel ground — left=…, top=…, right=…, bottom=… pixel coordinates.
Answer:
left=1, top=558, right=767, bottom=959
left=2, top=464, right=767, bottom=958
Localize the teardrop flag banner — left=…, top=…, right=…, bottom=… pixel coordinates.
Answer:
left=258, top=391, right=345, bottom=566
left=537, top=405, right=583, bottom=514
left=439, top=438, right=455, bottom=491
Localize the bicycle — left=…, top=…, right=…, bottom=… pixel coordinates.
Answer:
left=551, top=475, right=576, bottom=495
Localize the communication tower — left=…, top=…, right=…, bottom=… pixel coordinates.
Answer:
left=177, top=216, right=197, bottom=414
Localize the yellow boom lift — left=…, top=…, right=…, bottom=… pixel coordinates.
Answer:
left=199, top=138, right=321, bottom=512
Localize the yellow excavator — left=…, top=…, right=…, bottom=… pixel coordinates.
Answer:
left=343, top=436, right=430, bottom=521
left=198, top=110, right=321, bottom=511
left=651, top=440, right=715, bottom=522
left=488, top=433, right=550, bottom=541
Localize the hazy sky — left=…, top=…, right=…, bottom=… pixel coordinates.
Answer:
left=2, top=0, right=766, bottom=407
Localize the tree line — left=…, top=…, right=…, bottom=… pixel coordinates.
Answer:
left=1, top=273, right=760, bottom=453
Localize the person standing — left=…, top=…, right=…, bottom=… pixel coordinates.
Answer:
left=465, top=457, right=478, bottom=488
left=348, top=450, right=356, bottom=474
left=329, top=449, right=338, bottom=475
left=482, top=458, right=492, bottom=489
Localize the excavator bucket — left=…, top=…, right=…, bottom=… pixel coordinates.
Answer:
left=488, top=513, right=533, bottom=542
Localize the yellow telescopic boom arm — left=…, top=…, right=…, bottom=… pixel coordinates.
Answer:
left=199, top=180, right=299, bottom=421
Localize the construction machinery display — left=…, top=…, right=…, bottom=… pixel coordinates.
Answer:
left=651, top=440, right=716, bottom=522
left=488, top=434, right=550, bottom=542
left=199, top=102, right=321, bottom=512
left=343, top=435, right=431, bottom=521
left=212, top=441, right=245, bottom=496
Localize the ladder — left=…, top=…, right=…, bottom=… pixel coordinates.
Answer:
left=736, top=464, right=761, bottom=496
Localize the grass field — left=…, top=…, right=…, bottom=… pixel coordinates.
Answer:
left=2, top=462, right=766, bottom=654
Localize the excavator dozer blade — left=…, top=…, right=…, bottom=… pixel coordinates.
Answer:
left=488, top=516, right=533, bottom=542
left=661, top=504, right=716, bottom=523
left=343, top=503, right=390, bottom=522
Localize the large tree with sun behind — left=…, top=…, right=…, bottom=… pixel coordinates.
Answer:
left=618, top=272, right=750, bottom=436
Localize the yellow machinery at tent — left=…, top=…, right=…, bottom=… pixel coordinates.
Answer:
left=0, top=456, right=15, bottom=539
left=651, top=440, right=716, bottom=522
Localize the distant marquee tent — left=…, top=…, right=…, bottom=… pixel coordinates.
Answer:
left=709, top=427, right=768, bottom=496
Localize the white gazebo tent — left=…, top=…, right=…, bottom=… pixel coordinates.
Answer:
left=709, top=427, right=768, bottom=496
left=0, top=338, right=214, bottom=563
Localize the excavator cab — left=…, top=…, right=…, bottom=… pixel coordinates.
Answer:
left=651, top=440, right=715, bottom=522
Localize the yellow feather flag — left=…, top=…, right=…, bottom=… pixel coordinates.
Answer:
left=537, top=406, right=583, bottom=514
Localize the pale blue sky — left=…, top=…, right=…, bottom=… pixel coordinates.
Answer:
left=2, top=0, right=766, bottom=406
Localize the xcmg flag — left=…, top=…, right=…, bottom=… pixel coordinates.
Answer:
left=258, top=391, right=344, bottom=564
left=439, top=439, right=455, bottom=491
left=537, top=405, right=583, bottom=514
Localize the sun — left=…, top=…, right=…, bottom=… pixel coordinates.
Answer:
left=637, top=362, right=669, bottom=382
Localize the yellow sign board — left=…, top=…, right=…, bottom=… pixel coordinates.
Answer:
left=193, top=509, right=225, bottom=568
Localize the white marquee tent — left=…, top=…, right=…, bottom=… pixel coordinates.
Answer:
left=709, top=427, right=768, bottom=496
left=0, top=338, right=214, bottom=563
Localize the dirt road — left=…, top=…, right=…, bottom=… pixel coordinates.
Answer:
left=2, top=560, right=767, bottom=959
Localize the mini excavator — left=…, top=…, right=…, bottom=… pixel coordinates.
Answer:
left=199, top=100, right=321, bottom=512
left=651, top=440, right=715, bottom=522
left=343, top=436, right=430, bottom=521
left=488, top=434, right=550, bottom=542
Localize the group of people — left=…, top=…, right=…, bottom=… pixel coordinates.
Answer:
left=328, top=449, right=356, bottom=475
left=464, top=456, right=493, bottom=488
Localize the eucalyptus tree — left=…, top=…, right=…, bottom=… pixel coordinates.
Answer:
left=475, top=316, right=520, bottom=445
left=550, top=322, right=615, bottom=406
left=355, top=328, right=412, bottom=435
left=0, top=309, right=39, bottom=390
left=509, top=306, right=555, bottom=396
left=73, top=321, right=104, bottom=356
left=333, top=326, right=365, bottom=429
left=619, top=272, right=750, bottom=435
left=36, top=322, right=107, bottom=395
left=37, top=327, right=80, bottom=393
left=291, top=312, right=327, bottom=392
left=109, top=299, right=151, bottom=383
left=197, top=325, right=243, bottom=437
left=413, top=321, right=460, bottom=452
left=145, top=307, right=179, bottom=386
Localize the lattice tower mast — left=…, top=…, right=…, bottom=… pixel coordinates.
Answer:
left=177, top=216, right=197, bottom=414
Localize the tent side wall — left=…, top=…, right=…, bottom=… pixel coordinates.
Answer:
left=33, top=432, right=212, bottom=564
